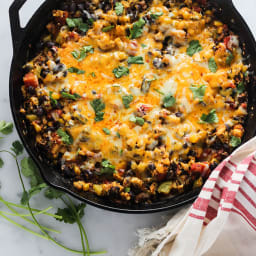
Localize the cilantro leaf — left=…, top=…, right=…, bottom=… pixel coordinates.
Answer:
left=90, top=99, right=105, bottom=122
left=21, top=157, right=43, bottom=187
left=150, top=11, right=163, bottom=20
left=11, top=141, right=24, bottom=156
left=230, top=136, right=241, bottom=148
left=130, top=18, right=146, bottom=39
left=55, top=203, right=86, bottom=224
left=122, top=95, right=134, bottom=108
left=103, top=128, right=111, bottom=135
left=115, top=2, right=124, bottom=16
left=237, top=81, right=245, bottom=94
left=57, top=129, right=73, bottom=145
left=49, top=91, right=58, bottom=106
left=102, top=25, right=115, bottom=32
left=208, top=57, right=218, bottom=73
left=72, top=46, right=94, bottom=62
left=0, top=121, right=13, bottom=135
left=127, top=56, right=144, bottom=64
left=21, top=183, right=48, bottom=205
left=61, top=91, right=81, bottom=101
left=141, top=44, right=147, bottom=48
left=0, top=157, right=4, bottom=168
left=186, top=40, right=202, bottom=57
left=44, top=187, right=64, bottom=199
left=189, top=84, right=207, bottom=101
left=200, top=109, right=219, bottom=124
left=113, top=66, right=129, bottom=78
left=163, top=93, right=176, bottom=108
left=129, top=115, right=145, bottom=126
left=68, top=67, right=85, bottom=74
left=66, top=18, right=90, bottom=33
left=101, top=160, right=115, bottom=175
left=154, top=88, right=165, bottom=95
left=226, top=52, right=234, bottom=66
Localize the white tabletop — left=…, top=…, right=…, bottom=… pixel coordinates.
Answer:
left=0, top=1, right=255, bottom=255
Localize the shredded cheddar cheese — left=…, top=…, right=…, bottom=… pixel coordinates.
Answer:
left=21, top=0, right=249, bottom=204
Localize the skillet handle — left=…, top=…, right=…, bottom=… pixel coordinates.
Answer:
left=9, top=0, right=27, bottom=53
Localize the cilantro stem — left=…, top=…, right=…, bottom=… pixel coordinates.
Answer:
left=0, top=206, right=54, bottom=217
left=62, top=196, right=90, bottom=256
left=0, top=200, right=60, bottom=233
left=0, top=150, right=106, bottom=255
left=0, top=197, right=62, bottom=219
left=0, top=212, right=49, bottom=240
left=13, top=154, right=105, bottom=255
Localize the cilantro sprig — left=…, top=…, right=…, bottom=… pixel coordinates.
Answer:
left=127, top=56, right=144, bottom=65
left=199, top=109, right=219, bottom=124
left=129, top=18, right=146, bottom=39
left=90, top=98, right=106, bottom=122
left=190, top=84, right=207, bottom=101
left=113, top=66, right=129, bottom=78
left=115, top=2, right=124, bottom=16
left=122, top=95, right=134, bottom=108
left=186, top=40, right=202, bottom=57
left=0, top=122, right=106, bottom=256
left=66, top=18, right=92, bottom=33
left=163, top=93, right=176, bottom=108
left=72, top=46, right=94, bottom=62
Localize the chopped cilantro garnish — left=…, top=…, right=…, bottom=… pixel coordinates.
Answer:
left=57, top=129, right=73, bottom=145
left=163, top=93, right=176, bottom=108
left=49, top=91, right=58, bottom=106
left=127, top=56, right=144, bottom=64
left=208, top=57, right=218, bottom=73
left=150, top=11, right=163, bottom=20
left=230, top=136, right=241, bottom=147
left=101, top=160, right=115, bottom=175
left=186, top=40, right=202, bottom=57
left=113, top=66, right=129, bottom=78
left=122, top=95, right=134, bottom=108
left=61, top=91, right=81, bottom=101
left=68, top=67, right=85, bottom=74
left=71, top=46, right=94, bottom=62
left=199, top=109, right=219, bottom=124
left=66, top=18, right=90, bottom=33
left=129, top=18, right=146, bottom=39
left=90, top=99, right=105, bottom=122
left=189, top=84, right=207, bottom=101
left=103, top=128, right=111, bottom=135
left=237, top=81, right=245, bottom=94
left=129, top=115, right=145, bottom=126
left=226, top=52, right=234, bottom=66
left=102, top=25, right=115, bottom=32
left=115, top=2, right=124, bottom=16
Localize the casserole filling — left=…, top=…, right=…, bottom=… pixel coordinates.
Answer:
left=20, top=0, right=249, bottom=204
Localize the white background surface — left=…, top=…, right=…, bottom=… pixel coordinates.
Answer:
left=0, top=0, right=255, bottom=255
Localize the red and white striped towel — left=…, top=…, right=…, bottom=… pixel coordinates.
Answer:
left=131, top=137, right=256, bottom=256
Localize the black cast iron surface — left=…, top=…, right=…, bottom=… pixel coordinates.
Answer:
left=9, top=0, right=256, bottom=213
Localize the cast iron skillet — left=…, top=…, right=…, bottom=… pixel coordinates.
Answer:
left=9, top=0, right=256, bottom=213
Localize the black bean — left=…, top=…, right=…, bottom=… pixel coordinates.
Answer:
left=63, top=70, right=68, bottom=77
left=63, top=166, right=76, bottom=178
left=40, top=69, right=50, bottom=78
left=77, top=3, right=85, bottom=11
left=45, top=41, right=55, bottom=48
left=175, top=112, right=183, bottom=117
left=53, top=63, right=65, bottom=74
left=39, top=96, right=47, bottom=104
left=148, top=163, right=156, bottom=171
left=27, top=86, right=36, bottom=95
left=36, top=107, right=44, bottom=116
left=60, top=2, right=69, bottom=11
left=153, top=58, right=163, bottom=69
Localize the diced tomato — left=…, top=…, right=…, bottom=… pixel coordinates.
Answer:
left=23, top=73, right=39, bottom=88
left=241, top=103, right=247, bottom=109
left=197, top=0, right=207, bottom=5
left=227, top=83, right=236, bottom=89
left=192, top=6, right=202, bottom=13
left=137, top=104, right=152, bottom=116
left=190, top=162, right=209, bottom=176
left=224, top=36, right=231, bottom=49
